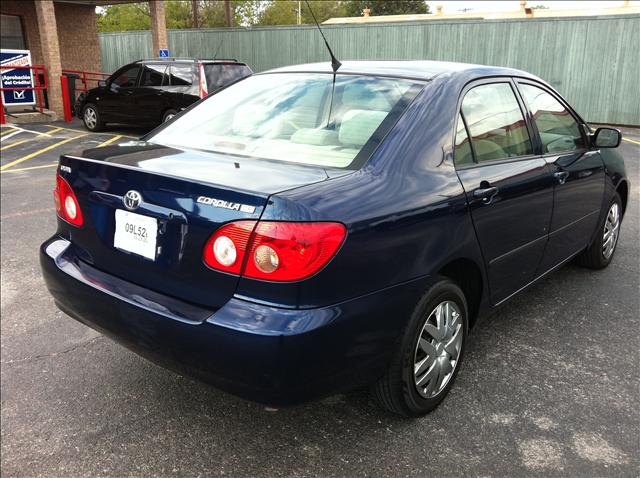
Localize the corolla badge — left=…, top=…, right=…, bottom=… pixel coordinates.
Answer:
left=123, top=190, right=143, bottom=210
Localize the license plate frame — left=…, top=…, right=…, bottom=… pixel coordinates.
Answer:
left=113, top=209, right=158, bottom=260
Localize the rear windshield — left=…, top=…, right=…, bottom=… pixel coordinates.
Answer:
left=203, top=63, right=252, bottom=92
left=148, top=73, right=423, bottom=169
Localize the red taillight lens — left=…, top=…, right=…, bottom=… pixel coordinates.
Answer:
left=244, top=222, right=346, bottom=281
left=203, top=220, right=257, bottom=274
left=54, top=173, right=83, bottom=227
left=203, top=221, right=346, bottom=282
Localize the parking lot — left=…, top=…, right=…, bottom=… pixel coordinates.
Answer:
left=1, top=120, right=638, bottom=477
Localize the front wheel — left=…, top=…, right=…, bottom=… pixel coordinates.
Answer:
left=82, top=104, right=104, bottom=132
left=576, top=193, right=622, bottom=269
left=371, top=279, right=468, bottom=416
left=162, top=109, right=177, bottom=123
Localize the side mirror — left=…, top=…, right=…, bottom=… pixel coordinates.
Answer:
left=593, top=127, right=621, bottom=148
left=98, top=80, right=107, bottom=88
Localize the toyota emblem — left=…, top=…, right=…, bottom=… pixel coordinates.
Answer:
left=123, top=190, right=142, bottom=210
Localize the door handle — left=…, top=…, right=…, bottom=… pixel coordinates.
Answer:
left=472, top=186, right=499, bottom=204
left=554, top=171, right=569, bottom=184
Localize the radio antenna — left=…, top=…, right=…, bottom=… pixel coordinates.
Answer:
left=304, top=0, right=341, bottom=72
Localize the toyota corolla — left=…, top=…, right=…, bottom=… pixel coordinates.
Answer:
left=40, top=61, right=629, bottom=416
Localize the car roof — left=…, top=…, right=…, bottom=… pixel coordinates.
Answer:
left=262, top=60, right=537, bottom=82
left=136, top=58, right=246, bottom=65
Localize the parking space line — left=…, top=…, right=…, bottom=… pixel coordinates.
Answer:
left=0, top=138, right=33, bottom=151
left=97, top=134, right=123, bottom=147
left=622, top=137, right=640, bottom=145
left=46, top=125, right=138, bottom=139
left=0, top=126, right=65, bottom=145
left=0, top=162, right=58, bottom=174
left=0, top=134, right=87, bottom=171
left=0, top=126, right=17, bottom=136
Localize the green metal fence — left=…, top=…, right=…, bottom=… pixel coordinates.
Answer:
left=99, top=14, right=640, bottom=125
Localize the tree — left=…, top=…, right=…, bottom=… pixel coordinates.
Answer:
left=256, top=1, right=347, bottom=26
left=344, top=1, right=429, bottom=17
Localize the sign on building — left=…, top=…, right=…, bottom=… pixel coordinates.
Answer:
left=0, top=49, right=35, bottom=106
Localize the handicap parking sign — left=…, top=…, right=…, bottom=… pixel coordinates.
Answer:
left=159, top=49, right=169, bottom=58
left=0, top=49, right=35, bottom=106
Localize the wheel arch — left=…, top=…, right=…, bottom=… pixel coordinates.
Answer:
left=616, top=179, right=629, bottom=218
left=437, top=258, right=484, bottom=328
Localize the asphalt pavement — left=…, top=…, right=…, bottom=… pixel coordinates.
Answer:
left=1, top=120, right=639, bottom=477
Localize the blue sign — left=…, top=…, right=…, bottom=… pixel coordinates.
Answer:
left=0, top=49, right=35, bottom=106
left=159, top=49, right=169, bottom=58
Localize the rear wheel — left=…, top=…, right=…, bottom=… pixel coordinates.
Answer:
left=576, top=193, right=622, bottom=269
left=371, top=279, right=468, bottom=416
left=82, top=104, right=104, bottom=132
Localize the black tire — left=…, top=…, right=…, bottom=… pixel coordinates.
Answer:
left=82, top=103, right=104, bottom=132
left=162, top=109, right=178, bottom=123
left=576, top=193, right=622, bottom=269
left=371, top=278, right=468, bottom=417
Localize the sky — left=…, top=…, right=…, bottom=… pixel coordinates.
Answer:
left=425, top=1, right=640, bottom=14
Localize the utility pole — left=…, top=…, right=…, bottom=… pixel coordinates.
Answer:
left=191, top=0, right=199, bottom=28
left=224, top=0, right=233, bottom=27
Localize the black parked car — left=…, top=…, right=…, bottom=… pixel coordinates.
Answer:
left=76, top=58, right=252, bottom=131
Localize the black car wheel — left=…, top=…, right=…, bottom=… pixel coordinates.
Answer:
left=371, top=278, right=468, bottom=416
left=576, top=192, right=622, bottom=269
left=162, top=109, right=177, bottom=123
left=83, top=104, right=104, bottom=132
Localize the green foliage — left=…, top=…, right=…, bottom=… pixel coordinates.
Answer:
left=97, top=4, right=150, bottom=32
left=344, top=1, right=429, bottom=17
left=256, top=1, right=348, bottom=26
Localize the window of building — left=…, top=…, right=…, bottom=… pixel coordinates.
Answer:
left=0, top=15, right=25, bottom=50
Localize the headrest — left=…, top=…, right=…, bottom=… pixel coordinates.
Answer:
left=338, top=109, right=387, bottom=146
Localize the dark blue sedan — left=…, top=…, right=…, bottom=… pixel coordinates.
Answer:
left=40, top=61, right=629, bottom=416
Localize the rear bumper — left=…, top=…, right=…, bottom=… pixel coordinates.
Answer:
left=40, top=236, right=429, bottom=405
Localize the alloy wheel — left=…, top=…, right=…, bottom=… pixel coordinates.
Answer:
left=84, top=107, right=97, bottom=129
left=602, top=202, right=620, bottom=260
left=413, top=300, right=463, bottom=399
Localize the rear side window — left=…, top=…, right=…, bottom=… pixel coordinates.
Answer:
left=454, top=113, right=474, bottom=167
left=461, top=83, right=532, bottom=163
left=203, top=64, right=252, bottom=92
left=141, top=64, right=168, bottom=87
left=518, top=83, right=585, bottom=153
left=111, top=66, right=140, bottom=88
left=169, top=64, right=193, bottom=86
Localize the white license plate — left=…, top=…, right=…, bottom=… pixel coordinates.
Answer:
left=113, top=209, right=158, bottom=260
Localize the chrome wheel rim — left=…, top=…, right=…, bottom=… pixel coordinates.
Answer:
left=84, top=107, right=97, bottom=129
left=164, top=113, right=174, bottom=122
left=602, top=202, right=620, bottom=259
left=413, top=300, right=463, bottom=399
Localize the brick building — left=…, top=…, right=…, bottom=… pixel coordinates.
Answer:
left=0, top=0, right=168, bottom=119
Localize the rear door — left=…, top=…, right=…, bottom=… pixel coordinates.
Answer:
left=134, top=63, right=171, bottom=123
left=454, top=79, right=555, bottom=304
left=167, top=63, right=197, bottom=109
left=99, top=64, right=142, bottom=122
left=516, top=81, right=605, bottom=273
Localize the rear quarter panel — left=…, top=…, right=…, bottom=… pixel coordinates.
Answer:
left=235, top=73, right=488, bottom=312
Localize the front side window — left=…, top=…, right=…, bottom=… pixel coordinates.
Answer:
left=461, top=82, right=532, bottom=163
left=519, top=83, right=584, bottom=153
left=111, top=66, right=140, bottom=88
left=148, top=73, right=422, bottom=169
left=141, top=64, right=168, bottom=87
left=169, top=64, right=193, bottom=86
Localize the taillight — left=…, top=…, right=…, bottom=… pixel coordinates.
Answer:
left=203, top=221, right=346, bottom=281
left=53, top=172, right=83, bottom=227
left=203, top=221, right=256, bottom=274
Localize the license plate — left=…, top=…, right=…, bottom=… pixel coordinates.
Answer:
left=113, top=209, right=158, bottom=260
